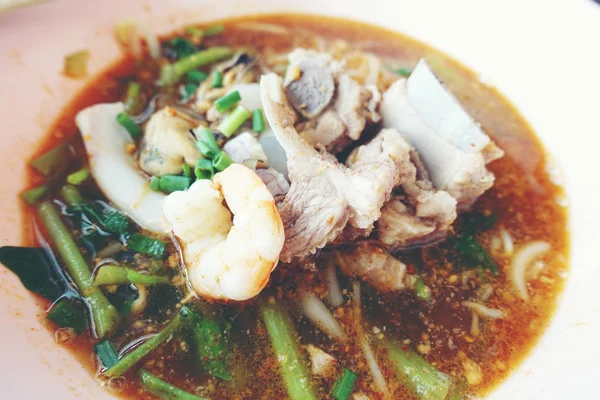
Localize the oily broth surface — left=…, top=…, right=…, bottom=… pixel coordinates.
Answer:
left=20, top=14, right=568, bottom=400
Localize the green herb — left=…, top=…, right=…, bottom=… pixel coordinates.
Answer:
left=150, top=176, right=161, bottom=191
left=181, top=83, right=198, bottom=101
left=187, top=70, right=208, bottom=83
left=116, top=112, right=141, bottom=138
left=331, top=368, right=358, bottom=400
left=217, top=105, right=250, bottom=137
left=212, top=151, right=233, bottom=172
left=95, top=340, right=119, bottom=369
left=203, top=24, right=224, bottom=37
left=127, top=234, right=166, bottom=259
left=461, top=211, right=497, bottom=235
left=182, top=306, right=231, bottom=381
left=194, top=158, right=214, bottom=180
left=214, top=90, right=241, bottom=113
left=21, top=184, right=53, bottom=205
left=449, top=235, right=498, bottom=275
left=94, top=265, right=171, bottom=286
left=252, top=109, right=265, bottom=133
left=67, top=168, right=90, bottom=185
left=182, top=163, right=192, bottom=177
left=124, top=81, right=142, bottom=114
left=82, top=203, right=130, bottom=234
left=169, top=37, right=197, bottom=58
left=415, top=277, right=431, bottom=301
left=46, top=298, right=88, bottom=334
left=211, top=71, right=223, bottom=88
left=30, top=143, right=71, bottom=177
left=0, top=246, right=65, bottom=300
left=184, top=26, right=204, bottom=39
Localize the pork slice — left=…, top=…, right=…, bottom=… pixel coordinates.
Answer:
left=336, top=242, right=407, bottom=292
left=261, top=73, right=408, bottom=262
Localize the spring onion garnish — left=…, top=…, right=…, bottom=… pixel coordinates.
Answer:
left=204, top=24, right=225, bottom=37
left=212, top=151, right=233, bottom=172
left=160, top=47, right=233, bottom=85
left=331, top=368, right=358, bottom=400
left=116, top=112, right=141, bottom=138
left=150, top=176, right=161, bottom=191
left=67, top=168, right=90, bottom=185
left=139, top=369, right=207, bottom=400
left=187, top=70, right=208, bottom=83
left=46, top=298, right=88, bottom=334
left=30, top=143, right=71, bottom=177
left=181, top=83, right=198, bottom=101
left=169, top=37, right=197, bottom=59
left=195, top=127, right=221, bottom=158
left=182, top=163, right=192, bottom=177
left=214, top=90, right=241, bottom=113
left=124, top=81, right=141, bottom=114
left=64, top=50, right=90, bottom=78
left=396, top=68, right=412, bottom=77
left=195, top=159, right=214, bottom=180
left=211, top=71, right=223, bottom=88
left=94, top=265, right=171, bottom=286
left=127, top=234, right=166, bottom=259
left=95, top=340, right=119, bottom=369
left=159, top=175, right=192, bottom=193
left=21, top=184, right=53, bottom=205
left=252, top=109, right=265, bottom=133
left=218, top=105, right=250, bottom=137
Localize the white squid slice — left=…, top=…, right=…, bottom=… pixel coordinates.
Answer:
left=406, top=60, right=490, bottom=153
left=232, top=83, right=289, bottom=177
left=76, top=102, right=168, bottom=234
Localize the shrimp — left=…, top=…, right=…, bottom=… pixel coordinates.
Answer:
left=163, top=164, right=285, bottom=301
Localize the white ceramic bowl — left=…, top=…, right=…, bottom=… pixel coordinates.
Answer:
left=1, top=0, right=599, bottom=398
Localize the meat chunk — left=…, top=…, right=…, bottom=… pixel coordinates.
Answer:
left=138, top=107, right=201, bottom=176
left=335, top=242, right=407, bottom=292
left=260, top=73, right=411, bottom=262
left=380, top=60, right=503, bottom=209
left=285, top=49, right=381, bottom=153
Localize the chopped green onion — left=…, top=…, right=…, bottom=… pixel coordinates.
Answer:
left=396, top=68, right=412, bottom=77
left=195, top=127, right=221, bottom=158
left=182, top=163, right=192, bottom=177
left=211, top=71, right=223, bottom=88
left=159, top=175, right=192, bottom=193
left=139, top=369, right=207, bottom=400
left=105, top=314, right=183, bottom=377
left=187, top=70, right=208, bottom=83
left=21, top=184, right=53, bottom=205
left=150, top=176, right=161, bottom=191
left=415, top=277, right=431, bottom=301
left=204, top=24, right=224, bottom=37
left=116, top=112, right=141, bottom=138
left=124, top=81, right=141, bottom=114
left=127, top=270, right=171, bottom=285
left=331, top=368, right=358, bottom=400
left=195, top=158, right=214, bottom=180
left=61, top=184, right=84, bottom=207
left=64, top=50, right=90, bottom=78
left=252, top=109, right=265, bottom=133
left=160, top=47, right=233, bottom=85
left=30, top=143, right=70, bottom=177
left=127, top=234, right=166, bottom=259
left=95, top=340, right=119, bottom=369
left=181, top=83, right=198, bottom=101
left=94, top=265, right=171, bottom=286
left=184, top=26, right=204, bottom=39
left=214, top=90, right=241, bottom=113
left=67, top=168, right=90, bottom=185
left=212, top=151, right=233, bottom=172
left=217, top=105, right=251, bottom=137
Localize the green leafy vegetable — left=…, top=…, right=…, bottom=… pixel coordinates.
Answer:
left=461, top=211, right=497, bottom=235
left=169, top=37, right=197, bottom=59
left=187, top=70, right=208, bottom=83
left=331, top=368, right=358, bottom=400
left=46, top=298, right=88, bottom=334
left=127, top=234, right=166, bottom=259
left=0, top=246, right=65, bottom=300
left=181, top=83, right=198, bottom=101
left=95, top=340, right=119, bottom=369
left=182, top=306, right=231, bottom=381
left=116, top=112, right=141, bottom=138
left=449, top=235, right=498, bottom=275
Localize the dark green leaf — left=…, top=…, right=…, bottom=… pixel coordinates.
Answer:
left=0, top=246, right=65, bottom=300
left=82, top=202, right=130, bottom=234
left=46, top=297, right=88, bottom=334
left=461, top=211, right=497, bottom=235
left=95, top=340, right=119, bottom=369
left=127, top=234, right=166, bottom=259
left=448, top=235, right=498, bottom=275
left=169, top=37, right=198, bottom=59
